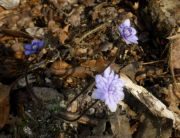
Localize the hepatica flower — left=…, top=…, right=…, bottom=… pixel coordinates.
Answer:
left=24, top=40, right=44, bottom=55
left=118, top=19, right=138, bottom=44
left=92, top=67, right=124, bottom=112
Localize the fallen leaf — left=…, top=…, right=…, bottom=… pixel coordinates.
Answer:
left=110, top=114, right=132, bottom=138
left=0, top=83, right=10, bottom=129
left=25, top=27, right=45, bottom=37
left=81, top=58, right=107, bottom=72
left=58, top=25, right=70, bottom=44
left=82, top=0, right=95, bottom=6
left=11, top=42, right=24, bottom=59
left=51, top=60, right=92, bottom=78
left=51, top=60, right=71, bottom=72
left=136, top=113, right=173, bottom=138
left=170, top=37, right=180, bottom=69
left=166, top=84, right=180, bottom=115
left=67, top=6, right=84, bottom=27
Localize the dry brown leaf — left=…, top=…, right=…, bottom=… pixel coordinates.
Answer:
left=58, top=25, right=70, bottom=44
left=167, top=84, right=180, bottom=115
left=80, top=60, right=96, bottom=68
left=66, top=67, right=93, bottom=78
left=51, top=60, right=71, bottom=75
left=15, top=51, right=24, bottom=59
left=136, top=114, right=172, bottom=138
left=51, top=60, right=92, bottom=78
left=0, top=83, right=10, bottom=129
left=82, top=0, right=95, bottom=6
left=11, top=42, right=24, bottom=59
left=67, top=6, right=84, bottom=27
left=110, top=114, right=132, bottom=138
left=25, top=27, right=45, bottom=38
left=80, top=58, right=107, bottom=72
left=0, top=6, right=5, bottom=12
left=74, top=47, right=88, bottom=56
left=48, top=20, right=59, bottom=31
left=110, top=47, right=118, bottom=56
left=51, top=66, right=92, bottom=78
left=48, top=20, right=70, bottom=44
left=170, top=37, right=180, bottom=69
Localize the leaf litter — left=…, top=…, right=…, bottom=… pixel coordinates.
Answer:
left=0, top=0, right=180, bottom=137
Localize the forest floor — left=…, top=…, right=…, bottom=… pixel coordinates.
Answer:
left=0, top=0, right=179, bottom=138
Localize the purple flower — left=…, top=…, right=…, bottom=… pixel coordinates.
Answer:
left=92, top=67, right=124, bottom=112
left=24, top=40, right=44, bottom=55
left=118, top=19, right=138, bottom=44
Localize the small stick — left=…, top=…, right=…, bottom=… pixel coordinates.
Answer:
left=74, top=22, right=111, bottom=44
left=142, top=60, right=165, bottom=65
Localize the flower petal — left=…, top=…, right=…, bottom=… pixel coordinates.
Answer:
left=38, top=41, right=45, bottom=48
left=123, top=38, right=131, bottom=44
left=24, top=44, right=33, bottom=50
left=103, top=67, right=111, bottom=78
left=127, top=36, right=138, bottom=44
left=114, top=91, right=124, bottom=102
left=122, top=19, right=130, bottom=27
left=25, top=50, right=36, bottom=55
left=131, top=27, right=137, bottom=35
left=92, top=89, right=106, bottom=101
left=105, top=96, right=117, bottom=112
left=32, top=40, right=44, bottom=49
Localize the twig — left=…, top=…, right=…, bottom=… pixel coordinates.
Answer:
left=74, top=22, right=111, bottom=44
left=142, top=60, right=165, bottom=65
left=120, top=73, right=180, bottom=130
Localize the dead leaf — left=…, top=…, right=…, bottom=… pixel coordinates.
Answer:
left=136, top=113, right=172, bottom=138
left=0, top=83, right=10, bottom=129
left=48, top=20, right=70, bottom=44
left=82, top=0, right=95, bottom=6
left=170, top=37, right=180, bottom=69
left=25, top=27, right=45, bottom=37
left=74, top=47, right=88, bottom=56
left=11, top=42, right=24, bottom=59
left=80, top=58, right=107, bottom=72
left=110, top=114, right=132, bottom=138
left=51, top=60, right=92, bottom=78
left=92, top=119, right=107, bottom=135
left=81, top=60, right=96, bottom=68
left=166, top=84, right=180, bottom=115
left=67, top=6, right=84, bottom=27
left=58, top=25, right=70, bottom=44
left=48, top=20, right=59, bottom=31
left=51, top=60, right=71, bottom=71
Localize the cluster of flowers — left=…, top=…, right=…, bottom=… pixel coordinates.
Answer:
left=24, top=19, right=138, bottom=112
left=92, top=19, right=138, bottom=112
left=24, top=40, right=44, bottom=55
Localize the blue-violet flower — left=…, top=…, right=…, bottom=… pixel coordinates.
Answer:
left=118, top=19, right=138, bottom=44
left=24, top=40, right=44, bottom=55
left=92, top=67, right=125, bottom=112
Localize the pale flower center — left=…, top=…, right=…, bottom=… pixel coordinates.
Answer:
left=108, top=81, right=116, bottom=94
left=32, top=45, right=38, bottom=50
